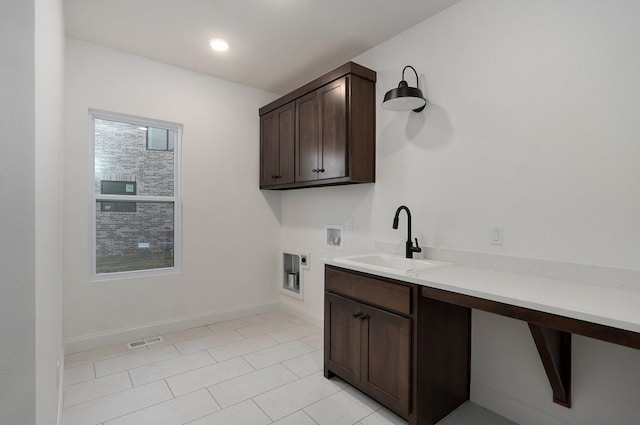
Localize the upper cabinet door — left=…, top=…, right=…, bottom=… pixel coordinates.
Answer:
left=260, top=110, right=279, bottom=187
left=296, top=91, right=319, bottom=183
left=260, top=102, right=295, bottom=187
left=319, top=77, right=347, bottom=180
left=277, top=102, right=295, bottom=184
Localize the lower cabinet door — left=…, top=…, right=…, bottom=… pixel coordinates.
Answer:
left=360, top=304, right=412, bottom=417
left=324, top=293, right=362, bottom=385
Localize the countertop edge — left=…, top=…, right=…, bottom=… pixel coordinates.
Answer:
left=323, top=258, right=640, bottom=334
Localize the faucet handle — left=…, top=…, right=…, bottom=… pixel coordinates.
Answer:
left=413, top=238, right=422, bottom=253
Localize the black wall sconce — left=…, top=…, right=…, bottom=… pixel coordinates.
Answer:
left=382, top=65, right=427, bottom=112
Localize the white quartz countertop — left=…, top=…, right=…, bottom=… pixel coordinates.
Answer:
left=324, top=258, right=640, bottom=334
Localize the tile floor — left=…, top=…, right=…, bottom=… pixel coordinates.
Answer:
left=62, top=309, right=516, bottom=425
left=62, top=310, right=409, bottom=425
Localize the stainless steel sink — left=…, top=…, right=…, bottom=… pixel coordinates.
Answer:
left=334, top=253, right=451, bottom=275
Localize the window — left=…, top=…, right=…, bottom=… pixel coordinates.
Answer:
left=146, top=127, right=175, bottom=151
left=91, top=110, right=181, bottom=277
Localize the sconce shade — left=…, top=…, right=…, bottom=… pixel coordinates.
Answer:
left=382, top=66, right=427, bottom=112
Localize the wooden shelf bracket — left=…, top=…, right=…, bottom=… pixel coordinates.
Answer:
left=528, top=323, right=572, bottom=407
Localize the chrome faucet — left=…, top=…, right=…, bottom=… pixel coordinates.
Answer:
left=392, top=205, right=422, bottom=259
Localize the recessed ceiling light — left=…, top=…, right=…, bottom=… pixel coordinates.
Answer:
left=209, top=38, right=229, bottom=52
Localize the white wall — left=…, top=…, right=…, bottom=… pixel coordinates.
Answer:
left=35, top=0, right=65, bottom=422
left=0, top=2, right=36, bottom=423
left=0, top=0, right=65, bottom=424
left=280, top=0, right=640, bottom=424
left=63, top=39, right=281, bottom=349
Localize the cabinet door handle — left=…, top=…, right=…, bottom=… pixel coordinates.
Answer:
left=318, top=168, right=325, bottom=173
left=352, top=312, right=362, bottom=319
left=358, top=314, right=370, bottom=322
left=311, top=168, right=318, bottom=173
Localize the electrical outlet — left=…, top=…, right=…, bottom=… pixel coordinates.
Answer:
left=300, top=253, right=310, bottom=269
left=344, top=217, right=354, bottom=230
left=490, top=226, right=503, bottom=245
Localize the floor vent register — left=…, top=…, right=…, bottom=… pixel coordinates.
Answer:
left=127, top=336, right=164, bottom=349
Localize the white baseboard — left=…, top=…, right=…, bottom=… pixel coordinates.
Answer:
left=279, top=301, right=323, bottom=329
left=57, top=344, right=64, bottom=425
left=471, top=381, right=571, bottom=425
left=64, top=299, right=280, bottom=354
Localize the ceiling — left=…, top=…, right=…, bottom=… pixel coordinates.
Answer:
left=64, top=0, right=461, bottom=94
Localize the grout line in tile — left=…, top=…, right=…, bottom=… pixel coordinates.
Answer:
left=273, top=410, right=321, bottom=425
left=307, top=411, right=321, bottom=425
left=204, top=366, right=297, bottom=410
left=106, top=344, right=182, bottom=372
left=297, top=339, right=319, bottom=351
left=205, top=316, right=270, bottom=334
left=128, top=356, right=221, bottom=387
left=203, top=387, right=222, bottom=411
left=180, top=390, right=232, bottom=425
left=95, top=381, right=178, bottom=425
left=164, top=378, right=177, bottom=399
left=206, top=334, right=280, bottom=362
left=167, top=358, right=260, bottom=402
left=62, top=383, right=136, bottom=413
left=280, top=362, right=300, bottom=378
left=202, top=347, right=216, bottom=362
left=360, top=409, right=385, bottom=424
left=69, top=368, right=136, bottom=383
left=182, top=408, right=222, bottom=425
left=283, top=316, right=302, bottom=326
left=280, top=351, right=323, bottom=379
left=300, top=386, right=350, bottom=414
left=250, top=396, right=276, bottom=423
left=213, top=361, right=257, bottom=386
left=127, top=369, right=134, bottom=388
left=175, top=330, right=248, bottom=356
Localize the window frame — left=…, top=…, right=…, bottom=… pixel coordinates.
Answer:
left=89, top=109, right=182, bottom=280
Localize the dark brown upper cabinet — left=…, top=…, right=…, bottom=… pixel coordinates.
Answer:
left=259, top=62, right=376, bottom=190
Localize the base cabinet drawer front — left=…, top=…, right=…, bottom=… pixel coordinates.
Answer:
left=325, top=266, right=412, bottom=315
left=325, top=266, right=353, bottom=296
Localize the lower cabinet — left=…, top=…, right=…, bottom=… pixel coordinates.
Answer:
left=324, top=267, right=413, bottom=418
left=325, top=265, right=471, bottom=425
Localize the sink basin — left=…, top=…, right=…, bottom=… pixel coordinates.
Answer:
left=334, top=253, right=451, bottom=275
